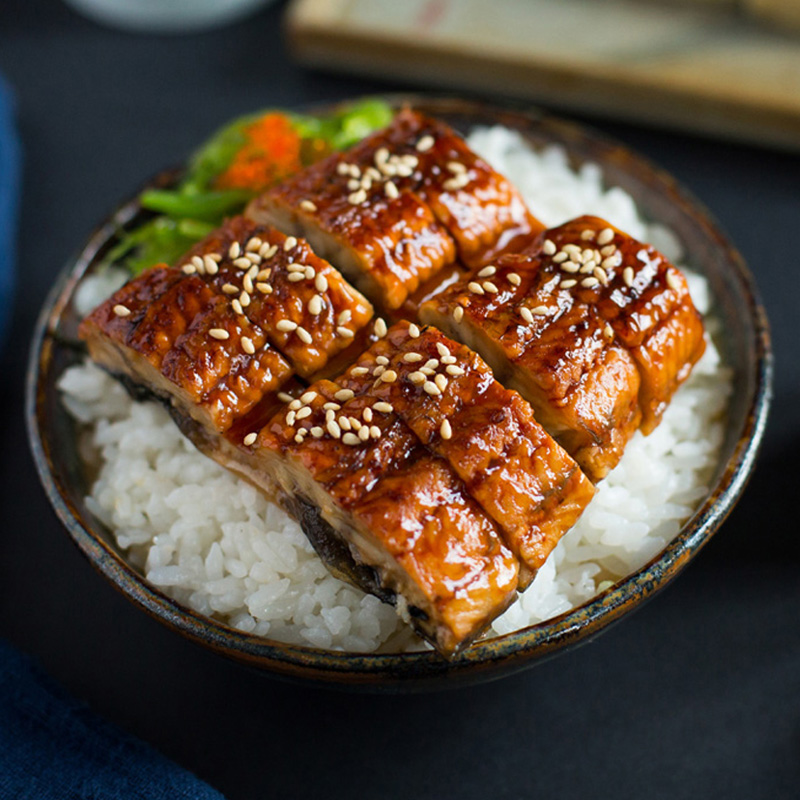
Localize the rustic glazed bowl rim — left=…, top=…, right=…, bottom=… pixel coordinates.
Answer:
left=26, top=95, right=772, bottom=689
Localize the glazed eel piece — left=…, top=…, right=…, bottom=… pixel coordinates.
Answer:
left=233, top=321, right=593, bottom=654
left=419, top=215, right=706, bottom=481
left=79, top=218, right=374, bottom=433
left=247, top=108, right=543, bottom=311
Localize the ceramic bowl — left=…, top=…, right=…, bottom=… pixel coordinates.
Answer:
left=26, top=96, right=772, bottom=690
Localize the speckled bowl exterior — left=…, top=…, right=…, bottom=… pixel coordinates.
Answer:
left=25, top=96, right=772, bottom=691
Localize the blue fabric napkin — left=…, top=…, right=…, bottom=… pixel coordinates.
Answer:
left=0, top=638, right=226, bottom=799
left=0, top=74, right=20, bottom=347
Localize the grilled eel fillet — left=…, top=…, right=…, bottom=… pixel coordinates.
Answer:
left=247, top=108, right=543, bottom=310
left=419, top=215, right=706, bottom=481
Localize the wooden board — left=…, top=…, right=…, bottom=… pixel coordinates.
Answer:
left=286, top=0, right=800, bottom=152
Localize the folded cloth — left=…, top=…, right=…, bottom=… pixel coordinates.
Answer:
left=0, top=74, right=19, bottom=347
left=0, top=638, right=226, bottom=799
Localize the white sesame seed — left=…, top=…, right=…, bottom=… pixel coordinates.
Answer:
left=348, top=165, right=361, bottom=178
left=373, top=401, right=393, bottom=414
left=357, top=426, right=370, bottom=442
left=296, top=407, right=312, bottom=420
left=284, top=237, right=297, bottom=251
left=336, top=162, right=350, bottom=176
left=338, top=310, right=352, bottom=325
left=286, top=410, right=296, bottom=426
left=384, top=181, right=399, bottom=199
left=375, top=355, right=389, bottom=366
left=239, top=291, right=251, bottom=308
left=434, top=373, right=448, bottom=391
left=233, top=257, right=252, bottom=270
left=553, top=252, right=568, bottom=264
left=298, top=391, right=316, bottom=404
left=597, top=228, right=615, bottom=245
left=582, top=259, right=597, bottom=273
left=564, top=243, right=582, bottom=254
left=276, top=320, right=297, bottom=332
left=277, top=392, right=293, bottom=403
left=372, top=365, right=385, bottom=377
left=623, top=266, right=634, bottom=287
left=307, top=295, right=323, bottom=316
left=327, top=420, right=341, bottom=438
left=362, top=407, right=373, bottom=423
left=296, top=326, right=312, bottom=344
left=508, top=273, right=521, bottom=286
left=287, top=273, right=305, bottom=283
left=242, top=432, right=258, bottom=447
left=203, top=256, right=219, bottom=275
left=338, top=415, right=351, bottom=431
left=191, top=256, right=205, bottom=272
left=256, top=283, right=273, bottom=294
left=582, top=249, right=594, bottom=263
left=113, top=304, right=131, bottom=317
left=581, top=229, right=596, bottom=241
left=380, top=370, right=397, bottom=383
left=532, top=305, right=550, bottom=316
left=562, top=262, right=580, bottom=274
left=483, top=281, right=498, bottom=293
left=561, top=279, right=577, bottom=289
left=304, top=266, right=316, bottom=280
left=350, top=416, right=363, bottom=431
left=246, top=252, right=262, bottom=266
left=453, top=306, right=464, bottom=323
left=243, top=274, right=254, bottom=294
left=348, top=189, right=368, bottom=205
left=209, top=328, right=229, bottom=340
left=337, top=326, right=354, bottom=338
left=447, top=161, right=466, bottom=174
left=289, top=399, right=303, bottom=410
left=315, top=274, right=328, bottom=293
left=373, top=317, right=387, bottom=338
left=478, top=266, right=496, bottom=278
left=408, top=371, right=426, bottom=385
left=299, top=199, right=317, bottom=212
left=468, top=282, right=485, bottom=295
left=446, top=365, right=465, bottom=376
left=311, top=427, right=323, bottom=438
left=600, top=245, right=616, bottom=257
left=416, top=135, right=435, bottom=152
left=258, top=243, right=274, bottom=259
left=520, top=307, right=534, bottom=324
left=423, top=381, right=441, bottom=396
left=294, top=433, right=305, bottom=444
left=181, top=264, right=196, bottom=275
left=228, top=242, right=241, bottom=259
left=351, top=367, right=369, bottom=377
left=370, top=425, right=381, bottom=439
left=403, top=353, right=423, bottom=363
left=241, top=336, right=255, bottom=355
left=424, top=358, right=439, bottom=369
left=408, top=323, right=420, bottom=338
left=420, top=367, right=435, bottom=377
left=433, top=344, right=447, bottom=359
left=441, top=355, right=456, bottom=365
left=604, top=324, right=614, bottom=339
left=323, top=402, right=341, bottom=411
left=543, top=239, right=557, bottom=255
left=342, top=432, right=360, bottom=446
left=440, top=419, right=452, bottom=440
left=594, top=267, right=608, bottom=285
left=667, top=271, right=681, bottom=291
left=334, top=389, right=354, bottom=402
left=222, top=283, right=238, bottom=294
left=581, top=277, right=600, bottom=288
left=601, top=256, right=619, bottom=270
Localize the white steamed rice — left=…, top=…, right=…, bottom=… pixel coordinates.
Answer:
left=59, top=126, right=732, bottom=653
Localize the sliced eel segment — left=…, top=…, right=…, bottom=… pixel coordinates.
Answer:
left=79, top=266, right=293, bottom=433
left=249, top=380, right=520, bottom=656
left=522, top=215, right=707, bottom=433
left=247, top=108, right=542, bottom=310
left=176, top=216, right=374, bottom=378
left=334, top=321, right=595, bottom=581
left=419, top=260, right=642, bottom=481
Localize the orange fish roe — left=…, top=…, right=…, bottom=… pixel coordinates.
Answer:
left=216, top=113, right=302, bottom=192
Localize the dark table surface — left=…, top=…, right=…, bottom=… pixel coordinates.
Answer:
left=2, top=2, right=799, bottom=797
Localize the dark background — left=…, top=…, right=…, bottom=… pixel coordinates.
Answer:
left=2, top=2, right=799, bottom=797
